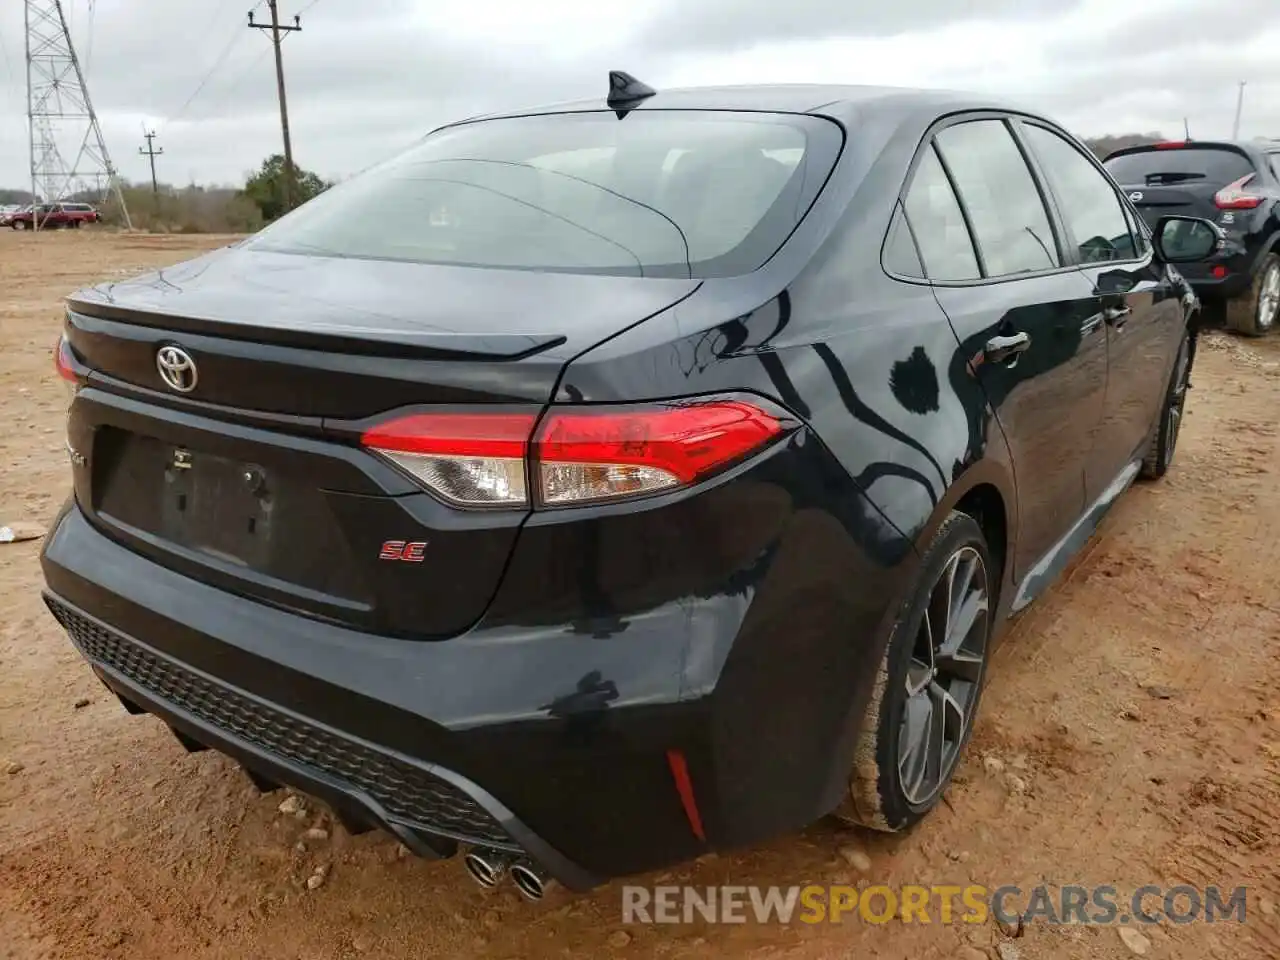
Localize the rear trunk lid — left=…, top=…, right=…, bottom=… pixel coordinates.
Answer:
left=65, top=246, right=699, bottom=638
left=68, top=245, right=699, bottom=415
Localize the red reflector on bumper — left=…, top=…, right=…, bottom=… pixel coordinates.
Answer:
left=666, top=748, right=707, bottom=842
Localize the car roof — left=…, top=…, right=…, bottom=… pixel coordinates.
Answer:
left=451, top=83, right=1026, bottom=129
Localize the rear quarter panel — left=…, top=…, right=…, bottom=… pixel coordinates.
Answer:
left=541, top=104, right=1018, bottom=845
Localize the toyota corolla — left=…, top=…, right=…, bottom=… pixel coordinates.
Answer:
left=41, top=75, right=1221, bottom=898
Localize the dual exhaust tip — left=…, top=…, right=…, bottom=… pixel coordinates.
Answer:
left=463, top=849, right=549, bottom=901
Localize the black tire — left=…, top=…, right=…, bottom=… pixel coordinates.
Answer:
left=13, top=220, right=27, bottom=231
left=838, top=511, right=993, bottom=832
left=1140, top=330, right=1191, bottom=481
left=1225, top=253, right=1280, bottom=337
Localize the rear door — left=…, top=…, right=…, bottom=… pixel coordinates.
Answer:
left=1023, top=122, right=1185, bottom=494
left=904, top=117, right=1106, bottom=580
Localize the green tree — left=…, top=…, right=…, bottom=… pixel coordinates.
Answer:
left=242, top=154, right=329, bottom=222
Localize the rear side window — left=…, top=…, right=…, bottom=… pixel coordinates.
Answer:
left=1022, top=125, right=1135, bottom=265
left=934, top=120, right=1060, bottom=277
left=247, top=111, right=842, bottom=279
left=883, top=203, right=924, bottom=278
left=902, top=145, right=980, bottom=282
left=1104, top=147, right=1256, bottom=187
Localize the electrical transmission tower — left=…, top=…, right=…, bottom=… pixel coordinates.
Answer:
left=24, top=0, right=130, bottom=229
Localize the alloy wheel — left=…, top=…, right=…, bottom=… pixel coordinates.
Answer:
left=1259, top=264, right=1280, bottom=332
left=897, top=546, right=990, bottom=807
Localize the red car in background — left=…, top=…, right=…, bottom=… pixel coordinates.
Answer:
left=7, top=203, right=101, bottom=230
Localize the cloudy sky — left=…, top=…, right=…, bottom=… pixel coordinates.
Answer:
left=0, top=0, right=1277, bottom=191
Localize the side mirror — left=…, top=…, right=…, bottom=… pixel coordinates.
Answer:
left=1154, top=215, right=1225, bottom=263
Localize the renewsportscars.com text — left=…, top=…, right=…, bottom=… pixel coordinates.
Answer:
left=621, top=884, right=1250, bottom=926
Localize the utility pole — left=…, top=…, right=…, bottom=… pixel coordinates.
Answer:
left=1232, top=81, right=1246, bottom=140
left=139, top=130, right=163, bottom=197
left=249, top=1, right=301, bottom=213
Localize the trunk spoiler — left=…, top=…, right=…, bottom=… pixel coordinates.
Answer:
left=65, top=298, right=567, bottom=363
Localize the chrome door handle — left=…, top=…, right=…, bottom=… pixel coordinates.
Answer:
left=985, top=332, right=1031, bottom=364
left=1103, top=305, right=1132, bottom=327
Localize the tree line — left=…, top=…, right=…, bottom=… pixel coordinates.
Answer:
left=1, top=154, right=330, bottom=233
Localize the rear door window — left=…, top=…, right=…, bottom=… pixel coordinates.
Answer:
left=1104, top=147, right=1256, bottom=187
left=934, top=120, right=1060, bottom=277
left=248, top=111, right=842, bottom=278
left=883, top=203, right=924, bottom=278
left=902, top=145, right=980, bottom=282
left=1022, top=124, right=1136, bottom=265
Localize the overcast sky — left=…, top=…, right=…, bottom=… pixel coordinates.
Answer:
left=0, top=0, right=1277, bottom=191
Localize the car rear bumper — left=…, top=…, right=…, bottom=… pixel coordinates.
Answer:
left=42, top=486, right=904, bottom=884
left=41, top=501, right=702, bottom=887
left=45, top=590, right=596, bottom=883
left=1184, top=273, right=1252, bottom=300
left=1179, top=241, right=1267, bottom=300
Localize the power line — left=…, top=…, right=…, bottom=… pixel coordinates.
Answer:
left=180, top=45, right=272, bottom=126
left=199, top=0, right=240, bottom=39
left=167, top=29, right=248, bottom=125
left=165, top=2, right=267, bottom=127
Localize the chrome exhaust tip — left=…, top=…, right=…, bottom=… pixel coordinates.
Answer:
left=463, top=850, right=510, bottom=889
left=511, top=860, right=550, bottom=902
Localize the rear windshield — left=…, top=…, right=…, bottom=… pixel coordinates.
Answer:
left=247, top=111, right=842, bottom=278
left=1104, top=147, right=1255, bottom=187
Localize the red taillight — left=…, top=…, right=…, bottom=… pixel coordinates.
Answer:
left=1154, top=141, right=1187, bottom=150
left=361, top=412, right=537, bottom=507
left=360, top=398, right=787, bottom=509
left=361, top=412, right=535, bottom=459
left=1215, top=173, right=1263, bottom=210
left=1211, top=264, right=1228, bottom=279
left=54, top=336, right=77, bottom=382
left=535, top=400, right=783, bottom=505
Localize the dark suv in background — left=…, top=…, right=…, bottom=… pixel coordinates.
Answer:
left=1105, top=141, right=1280, bottom=335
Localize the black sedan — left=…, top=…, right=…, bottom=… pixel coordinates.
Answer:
left=42, top=74, right=1222, bottom=897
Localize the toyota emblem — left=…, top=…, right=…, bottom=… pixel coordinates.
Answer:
left=156, top=345, right=198, bottom=393
left=1129, top=191, right=1144, bottom=202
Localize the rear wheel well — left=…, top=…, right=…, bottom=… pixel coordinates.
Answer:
left=954, top=484, right=1007, bottom=588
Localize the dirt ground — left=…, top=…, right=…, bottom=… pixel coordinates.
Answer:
left=1, top=230, right=1277, bottom=960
